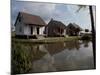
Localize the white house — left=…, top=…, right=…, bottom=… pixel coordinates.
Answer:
left=14, top=12, right=46, bottom=38
left=79, top=30, right=92, bottom=36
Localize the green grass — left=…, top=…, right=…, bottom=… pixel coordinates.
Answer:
left=12, top=36, right=81, bottom=44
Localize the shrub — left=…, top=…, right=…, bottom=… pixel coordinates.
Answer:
left=81, top=34, right=91, bottom=40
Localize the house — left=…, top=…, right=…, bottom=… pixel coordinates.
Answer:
left=44, top=19, right=66, bottom=37
left=79, top=30, right=92, bottom=36
left=66, top=23, right=82, bottom=36
left=14, top=12, right=46, bottom=38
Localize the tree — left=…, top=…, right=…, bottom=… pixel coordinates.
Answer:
left=77, top=5, right=96, bottom=68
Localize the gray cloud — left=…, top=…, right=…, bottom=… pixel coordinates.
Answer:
left=11, top=0, right=56, bottom=24
left=11, top=0, right=96, bottom=30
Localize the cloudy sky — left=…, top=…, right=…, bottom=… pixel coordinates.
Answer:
left=11, top=0, right=96, bottom=30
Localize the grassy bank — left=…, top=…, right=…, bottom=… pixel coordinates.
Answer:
left=11, top=42, right=47, bottom=74
left=12, top=36, right=81, bottom=44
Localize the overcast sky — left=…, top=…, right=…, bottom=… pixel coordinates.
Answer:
left=11, top=0, right=96, bottom=30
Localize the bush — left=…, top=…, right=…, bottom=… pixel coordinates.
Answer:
left=81, top=34, right=91, bottom=40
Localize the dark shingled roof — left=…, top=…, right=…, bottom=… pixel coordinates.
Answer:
left=67, top=23, right=82, bottom=30
left=15, top=12, right=46, bottom=26
left=47, top=19, right=66, bottom=29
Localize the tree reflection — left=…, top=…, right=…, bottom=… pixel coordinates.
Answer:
left=44, top=41, right=81, bottom=56
left=82, top=41, right=89, bottom=48
left=64, top=41, right=80, bottom=50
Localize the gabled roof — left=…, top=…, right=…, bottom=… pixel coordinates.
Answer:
left=67, top=23, right=82, bottom=30
left=15, top=12, right=46, bottom=26
left=47, top=19, right=66, bottom=29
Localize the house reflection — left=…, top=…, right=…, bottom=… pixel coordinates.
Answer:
left=12, top=40, right=92, bottom=73
left=64, top=41, right=80, bottom=50
left=44, top=41, right=81, bottom=56
left=22, top=44, right=47, bottom=61
left=20, top=41, right=82, bottom=72
left=30, top=40, right=93, bottom=72
left=20, top=40, right=89, bottom=61
left=82, top=41, right=89, bottom=48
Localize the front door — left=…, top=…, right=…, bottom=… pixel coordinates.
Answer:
left=30, top=26, right=33, bottom=35
left=37, top=27, right=39, bottom=35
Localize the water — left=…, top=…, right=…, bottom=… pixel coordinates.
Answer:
left=11, top=40, right=94, bottom=74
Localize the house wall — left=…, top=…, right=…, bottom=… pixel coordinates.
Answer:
left=15, top=19, right=24, bottom=35
left=45, top=25, right=66, bottom=37
left=39, top=27, right=45, bottom=35
left=24, top=25, right=37, bottom=35
left=45, top=26, right=48, bottom=35
left=23, top=25, right=44, bottom=35
left=47, top=26, right=55, bottom=37
left=23, top=25, right=30, bottom=35
left=32, top=26, right=37, bottom=35
left=62, top=29, right=66, bottom=35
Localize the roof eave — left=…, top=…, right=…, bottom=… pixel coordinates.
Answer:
left=25, top=23, right=46, bottom=27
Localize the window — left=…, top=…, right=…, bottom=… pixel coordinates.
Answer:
left=30, top=26, right=33, bottom=34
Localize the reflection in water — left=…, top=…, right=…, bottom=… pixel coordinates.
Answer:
left=12, top=40, right=94, bottom=74
left=82, top=41, right=89, bottom=48
left=44, top=41, right=81, bottom=56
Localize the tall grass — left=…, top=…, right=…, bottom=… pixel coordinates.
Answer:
left=11, top=41, right=47, bottom=74
left=81, top=34, right=92, bottom=40
left=11, top=42, right=33, bottom=74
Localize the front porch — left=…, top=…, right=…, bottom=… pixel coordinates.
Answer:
left=27, top=24, right=45, bottom=35
left=15, top=34, right=45, bottom=39
left=30, top=25, right=40, bottom=35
